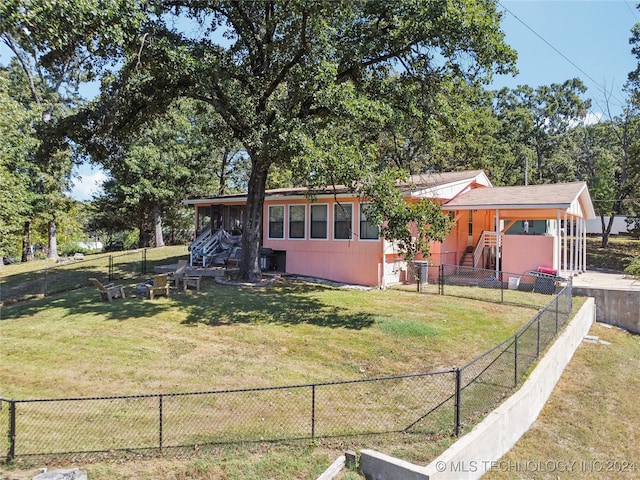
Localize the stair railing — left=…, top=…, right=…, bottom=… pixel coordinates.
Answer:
left=472, top=231, right=499, bottom=269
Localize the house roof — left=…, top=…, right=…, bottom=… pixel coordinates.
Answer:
left=183, top=170, right=491, bottom=206
left=403, top=170, right=489, bottom=190
left=443, top=182, right=597, bottom=220
left=401, top=170, right=491, bottom=199
left=183, top=171, right=596, bottom=220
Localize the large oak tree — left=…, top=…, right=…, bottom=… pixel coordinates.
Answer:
left=33, top=0, right=516, bottom=281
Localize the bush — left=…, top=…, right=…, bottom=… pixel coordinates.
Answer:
left=624, top=256, right=640, bottom=279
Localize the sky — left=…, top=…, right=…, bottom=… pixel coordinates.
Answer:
left=491, top=0, right=638, bottom=118
left=2, top=1, right=637, bottom=200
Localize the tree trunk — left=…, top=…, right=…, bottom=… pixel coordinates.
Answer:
left=47, top=219, right=59, bottom=260
left=600, top=214, right=615, bottom=248
left=239, top=157, right=269, bottom=282
left=21, top=221, right=33, bottom=262
left=153, top=204, right=165, bottom=247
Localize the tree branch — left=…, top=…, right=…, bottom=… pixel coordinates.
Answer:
left=2, top=33, right=41, bottom=105
left=336, top=44, right=415, bottom=83
left=229, top=0, right=265, bottom=75
left=257, top=9, right=307, bottom=112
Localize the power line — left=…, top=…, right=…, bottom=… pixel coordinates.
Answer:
left=498, top=1, right=627, bottom=107
left=624, top=1, right=640, bottom=23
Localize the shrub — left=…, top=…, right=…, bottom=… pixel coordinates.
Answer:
left=624, top=256, right=640, bottom=279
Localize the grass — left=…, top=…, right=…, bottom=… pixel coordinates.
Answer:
left=0, top=246, right=558, bottom=479
left=483, top=322, right=640, bottom=480
left=0, top=278, right=544, bottom=400
left=586, top=235, right=640, bottom=272
left=0, top=246, right=189, bottom=305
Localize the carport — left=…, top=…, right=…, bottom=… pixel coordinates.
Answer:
left=443, top=181, right=596, bottom=278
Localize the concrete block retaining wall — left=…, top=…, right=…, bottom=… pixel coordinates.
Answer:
left=358, top=298, right=595, bottom=480
left=573, top=287, right=639, bottom=334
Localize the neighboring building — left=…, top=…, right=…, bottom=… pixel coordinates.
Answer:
left=184, top=170, right=596, bottom=287
left=585, top=216, right=630, bottom=235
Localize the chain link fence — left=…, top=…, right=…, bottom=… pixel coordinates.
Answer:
left=456, top=280, right=573, bottom=434
left=437, top=264, right=566, bottom=306
left=0, top=250, right=149, bottom=304
left=2, top=372, right=456, bottom=458
left=2, top=280, right=573, bottom=460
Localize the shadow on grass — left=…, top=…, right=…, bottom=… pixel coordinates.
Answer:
left=1, top=280, right=176, bottom=322
left=2, top=278, right=375, bottom=330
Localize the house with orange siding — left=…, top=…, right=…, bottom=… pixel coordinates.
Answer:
left=184, top=170, right=595, bottom=287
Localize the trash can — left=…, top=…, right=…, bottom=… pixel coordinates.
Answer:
left=260, top=248, right=273, bottom=270
left=532, top=272, right=556, bottom=294
left=413, top=261, right=429, bottom=285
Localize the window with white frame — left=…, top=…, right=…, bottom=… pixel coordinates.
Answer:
left=334, top=203, right=353, bottom=240
left=310, top=204, right=328, bottom=239
left=289, top=204, right=306, bottom=239
left=268, top=205, right=284, bottom=239
left=359, top=203, right=379, bottom=240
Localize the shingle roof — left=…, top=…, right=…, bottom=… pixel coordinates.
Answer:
left=404, top=170, right=487, bottom=189
left=184, top=170, right=489, bottom=204
left=443, top=182, right=596, bottom=219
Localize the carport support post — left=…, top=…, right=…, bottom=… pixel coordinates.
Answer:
left=495, top=209, right=500, bottom=278
left=563, top=211, right=568, bottom=278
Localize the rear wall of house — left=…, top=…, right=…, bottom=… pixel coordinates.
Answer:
left=262, top=197, right=384, bottom=286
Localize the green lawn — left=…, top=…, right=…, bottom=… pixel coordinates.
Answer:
left=1, top=277, right=541, bottom=399
left=484, top=322, right=640, bottom=480
left=586, top=235, right=640, bottom=272
left=0, top=246, right=580, bottom=479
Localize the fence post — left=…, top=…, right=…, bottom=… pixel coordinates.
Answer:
left=43, top=268, right=48, bottom=296
left=568, top=278, right=573, bottom=314
left=158, top=395, right=163, bottom=451
left=311, top=385, right=316, bottom=440
left=142, top=249, right=147, bottom=276
left=439, top=264, right=444, bottom=296
left=513, top=333, right=518, bottom=388
left=108, top=255, right=113, bottom=282
left=536, top=315, right=541, bottom=359
left=7, top=400, right=16, bottom=461
left=555, top=295, right=559, bottom=334
left=454, top=367, right=461, bottom=436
